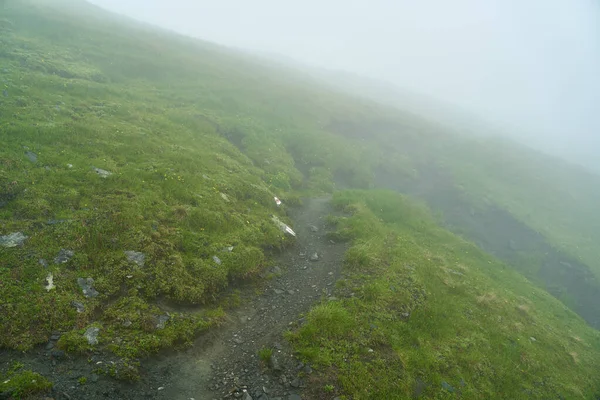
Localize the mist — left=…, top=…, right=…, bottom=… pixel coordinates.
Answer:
left=89, top=0, right=600, bottom=170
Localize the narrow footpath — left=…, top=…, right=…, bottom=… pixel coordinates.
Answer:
left=153, top=197, right=348, bottom=400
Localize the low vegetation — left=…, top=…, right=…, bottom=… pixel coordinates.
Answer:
left=1, top=0, right=600, bottom=396
left=288, top=190, right=600, bottom=399
left=0, top=362, right=53, bottom=398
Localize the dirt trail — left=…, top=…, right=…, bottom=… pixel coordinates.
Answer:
left=0, top=197, right=346, bottom=400
left=155, top=196, right=347, bottom=400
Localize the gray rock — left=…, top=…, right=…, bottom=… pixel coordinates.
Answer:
left=92, top=167, right=112, bottom=178
left=124, top=250, right=146, bottom=267
left=213, top=255, right=222, bottom=265
left=39, top=258, right=48, bottom=268
left=290, top=378, right=303, bottom=388
left=273, top=289, right=284, bottom=295
left=0, top=232, right=27, bottom=247
left=156, top=315, right=170, bottom=330
left=413, top=377, right=426, bottom=397
left=242, top=392, right=253, bottom=400
left=50, top=333, right=61, bottom=341
left=84, top=326, right=100, bottom=345
left=54, top=249, right=74, bottom=264
left=122, top=320, right=132, bottom=327
left=271, top=266, right=282, bottom=275
left=45, top=342, right=55, bottom=350
left=77, top=277, right=99, bottom=298
left=51, top=349, right=65, bottom=359
left=441, top=381, right=454, bottom=392
left=90, top=374, right=99, bottom=383
left=268, top=354, right=283, bottom=372
left=287, top=395, right=302, bottom=400
left=25, top=151, right=37, bottom=163
left=309, top=252, right=319, bottom=261
left=71, top=301, right=85, bottom=313
left=303, top=364, right=313, bottom=374
left=308, top=224, right=318, bottom=232
left=287, top=290, right=295, bottom=295
left=2, top=90, right=7, bottom=97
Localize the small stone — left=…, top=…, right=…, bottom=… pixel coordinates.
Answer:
left=71, top=301, right=85, bottom=313
left=50, top=332, right=61, bottom=341
left=213, top=255, right=222, bottom=265
left=39, top=258, right=48, bottom=268
left=290, top=378, right=303, bottom=388
left=67, top=164, right=73, bottom=168
left=45, top=342, right=55, bottom=350
left=156, top=315, right=170, bottom=330
left=273, top=289, right=284, bottom=295
left=309, top=253, right=319, bottom=262
left=271, top=266, right=282, bottom=274
left=241, top=392, right=253, bottom=400
left=287, top=290, right=295, bottom=295
left=413, top=377, right=426, bottom=397
left=90, top=374, right=99, bottom=383
left=2, top=89, right=7, bottom=97
left=77, top=277, right=99, bottom=298
left=44, top=273, right=55, bottom=292
left=303, top=364, right=313, bottom=374
left=268, top=354, right=283, bottom=372
left=233, top=337, right=244, bottom=344
left=84, top=326, right=100, bottom=345
left=530, top=337, right=536, bottom=342
left=92, top=167, right=112, bottom=178
left=0, top=232, right=27, bottom=248
left=441, top=381, right=454, bottom=392
left=122, top=320, right=132, bottom=327
left=124, top=251, right=146, bottom=267
left=54, top=249, right=74, bottom=264
left=25, top=151, right=38, bottom=163
left=308, top=224, right=318, bottom=232
left=51, top=349, right=65, bottom=359
left=287, top=395, right=301, bottom=400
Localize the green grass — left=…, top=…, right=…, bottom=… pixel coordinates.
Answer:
left=1, top=0, right=600, bottom=395
left=288, top=190, right=600, bottom=399
left=0, top=362, right=53, bottom=399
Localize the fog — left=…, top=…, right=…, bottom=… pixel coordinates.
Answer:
left=89, top=0, right=600, bottom=170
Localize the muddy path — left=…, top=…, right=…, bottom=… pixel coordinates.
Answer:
left=155, top=196, right=347, bottom=400
left=0, top=197, right=347, bottom=400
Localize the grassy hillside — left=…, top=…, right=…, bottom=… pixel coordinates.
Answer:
left=1, top=0, right=600, bottom=397
left=289, top=190, right=600, bottom=399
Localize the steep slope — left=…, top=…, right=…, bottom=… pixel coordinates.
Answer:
left=0, top=0, right=599, bottom=398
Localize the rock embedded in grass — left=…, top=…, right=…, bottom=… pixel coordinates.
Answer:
left=92, top=166, right=112, bottom=177
left=77, top=277, right=99, bottom=298
left=84, top=326, right=100, bottom=345
left=24, top=151, right=37, bottom=163
left=124, top=250, right=146, bottom=267
left=54, top=249, right=74, bottom=264
left=0, top=232, right=27, bottom=247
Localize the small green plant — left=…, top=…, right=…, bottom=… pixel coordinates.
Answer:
left=258, top=347, right=273, bottom=363
left=324, top=384, right=335, bottom=393
left=0, top=369, right=53, bottom=398
left=78, top=376, right=87, bottom=385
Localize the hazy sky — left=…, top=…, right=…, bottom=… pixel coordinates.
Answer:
left=89, top=0, right=600, bottom=164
